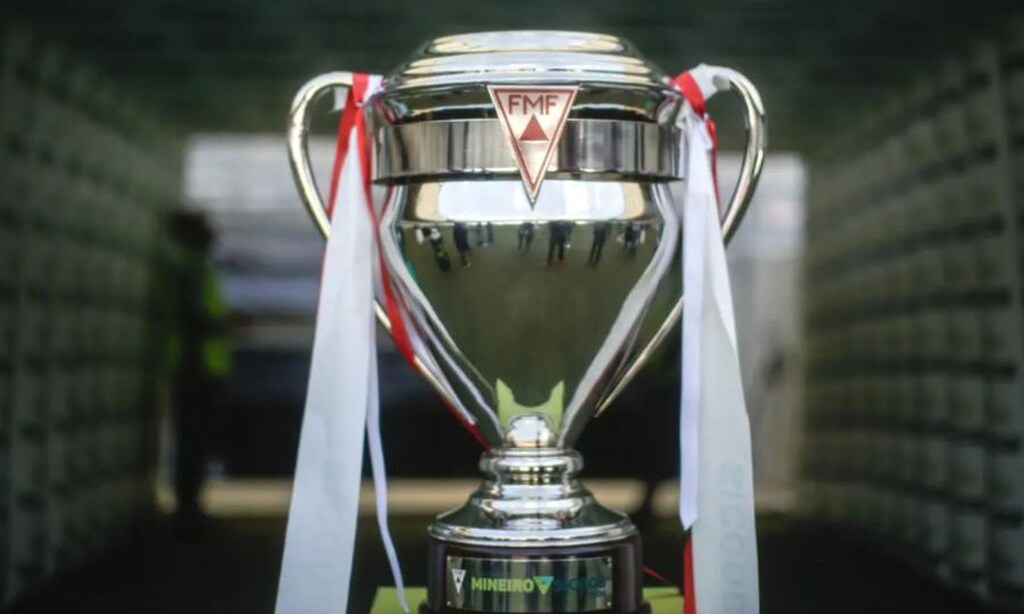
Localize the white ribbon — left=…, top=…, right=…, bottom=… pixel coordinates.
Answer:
left=276, top=75, right=410, bottom=614
left=680, top=117, right=710, bottom=529
left=680, top=72, right=760, bottom=613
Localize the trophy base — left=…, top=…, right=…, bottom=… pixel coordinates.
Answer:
left=423, top=423, right=647, bottom=612
left=419, top=601, right=651, bottom=614
left=422, top=532, right=646, bottom=613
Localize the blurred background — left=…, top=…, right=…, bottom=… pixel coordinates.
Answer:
left=1, top=0, right=1023, bottom=612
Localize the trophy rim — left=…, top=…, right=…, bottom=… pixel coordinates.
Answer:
left=379, top=29, right=677, bottom=95
left=428, top=516, right=638, bottom=548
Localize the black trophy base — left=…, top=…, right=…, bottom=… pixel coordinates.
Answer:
left=419, top=602, right=651, bottom=614
left=422, top=532, right=648, bottom=613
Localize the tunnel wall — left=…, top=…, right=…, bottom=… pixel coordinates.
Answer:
left=800, top=33, right=1024, bottom=609
left=0, top=29, right=180, bottom=605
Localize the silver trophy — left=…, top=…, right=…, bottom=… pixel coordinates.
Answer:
left=288, top=31, right=765, bottom=614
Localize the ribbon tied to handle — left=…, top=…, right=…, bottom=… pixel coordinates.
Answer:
left=276, top=72, right=412, bottom=614
left=672, top=67, right=760, bottom=614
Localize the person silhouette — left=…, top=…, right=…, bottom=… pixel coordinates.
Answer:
left=623, top=222, right=639, bottom=258
left=453, top=223, right=472, bottom=267
left=518, top=222, right=535, bottom=252
left=587, top=222, right=609, bottom=266
left=427, top=227, right=452, bottom=271
left=165, top=211, right=231, bottom=537
left=547, top=222, right=571, bottom=266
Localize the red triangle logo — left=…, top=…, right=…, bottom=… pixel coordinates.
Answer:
left=518, top=115, right=549, bottom=142
left=488, top=85, right=578, bottom=203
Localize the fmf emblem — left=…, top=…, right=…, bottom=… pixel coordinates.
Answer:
left=488, top=85, right=578, bottom=202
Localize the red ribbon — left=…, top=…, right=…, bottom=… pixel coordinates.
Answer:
left=683, top=538, right=696, bottom=614
left=326, top=73, right=488, bottom=449
left=326, top=74, right=416, bottom=364
left=673, top=71, right=720, bottom=209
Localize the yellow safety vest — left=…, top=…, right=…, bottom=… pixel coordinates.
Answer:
left=201, top=267, right=232, bottom=378
left=164, top=250, right=231, bottom=379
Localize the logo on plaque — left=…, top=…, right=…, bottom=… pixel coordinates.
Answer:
left=451, top=568, right=466, bottom=595
left=488, top=85, right=577, bottom=202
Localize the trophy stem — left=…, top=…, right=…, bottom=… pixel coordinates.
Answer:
left=422, top=431, right=648, bottom=613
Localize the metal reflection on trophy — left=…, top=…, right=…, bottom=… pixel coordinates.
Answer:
left=288, top=30, right=766, bottom=614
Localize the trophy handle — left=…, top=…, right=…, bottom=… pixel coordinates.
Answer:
left=287, top=73, right=467, bottom=416
left=287, top=71, right=397, bottom=329
left=595, top=65, right=766, bottom=414
left=707, top=65, right=767, bottom=242
left=288, top=71, right=354, bottom=239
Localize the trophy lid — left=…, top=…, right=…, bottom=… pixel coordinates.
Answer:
left=375, top=30, right=682, bottom=124
left=385, top=31, right=669, bottom=90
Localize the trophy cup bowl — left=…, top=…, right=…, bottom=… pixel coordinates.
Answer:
left=288, top=31, right=765, bottom=614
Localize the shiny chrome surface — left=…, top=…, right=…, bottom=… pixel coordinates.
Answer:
left=374, top=31, right=682, bottom=126
left=430, top=415, right=635, bottom=547
left=288, top=71, right=352, bottom=239
left=595, top=65, right=768, bottom=414
left=286, top=31, right=767, bottom=548
left=376, top=119, right=679, bottom=182
left=378, top=179, right=679, bottom=449
left=381, top=31, right=669, bottom=91
left=714, top=67, right=767, bottom=244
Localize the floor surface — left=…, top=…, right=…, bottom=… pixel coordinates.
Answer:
left=7, top=511, right=992, bottom=613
